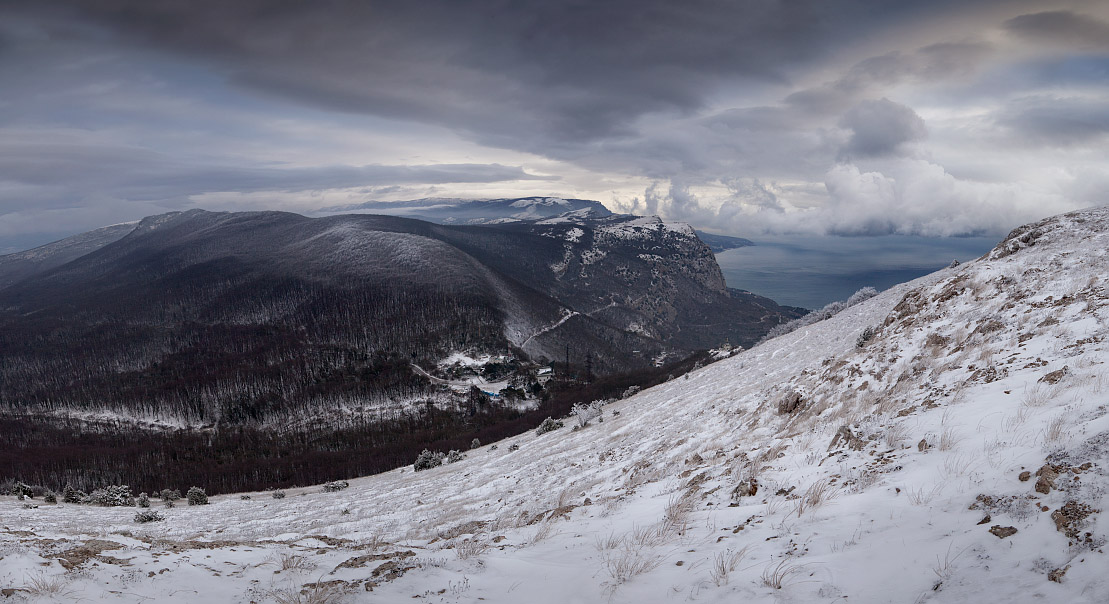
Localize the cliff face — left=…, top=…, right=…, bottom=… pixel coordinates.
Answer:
left=469, top=214, right=799, bottom=353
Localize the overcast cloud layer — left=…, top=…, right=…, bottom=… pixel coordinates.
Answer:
left=1, top=0, right=1108, bottom=250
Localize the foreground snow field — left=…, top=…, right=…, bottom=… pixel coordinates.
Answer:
left=3, top=208, right=1109, bottom=603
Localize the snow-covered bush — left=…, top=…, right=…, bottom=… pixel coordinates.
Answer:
left=271, top=490, right=286, bottom=499
left=470, top=438, right=481, bottom=449
left=43, top=491, right=57, bottom=504
left=622, top=385, right=641, bottom=399
left=856, top=325, right=878, bottom=348
left=136, top=492, right=150, bottom=508
left=186, top=486, right=208, bottom=506
left=159, top=489, right=181, bottom=502
left=536, top=417, right=564, bottom=435
left=62, top=484, right=82, bottom=504
left=88, top=485, right=135, bottom=507
left=571, top=401, right=604, bottom=427
left=414, top=449, right=445, bottom=471
left=322, top=481, right=349, bottom=493
left=846, top=286, right=879, bottom=306
left=446, top=450, right=465, bottom=464
left=508, top=443, right=520, bottom=452
left=134, top=510, right=165, bottom=523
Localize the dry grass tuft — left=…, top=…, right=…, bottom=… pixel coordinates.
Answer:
left=528, top=520, right=559, bottom=546
left=884, top=423, right=910, bottom=448
left=1043, top=415, right=1067, bottom=444
left=761, top=558, right=805, bottom=589
left=22, top=572, right=73, bottom=598
left=1021, top=384, right=1051, bottom=408
left=275, top=552, right=316, bottom=573
left=265, top=580, right=345, bottom=604
left=942, top=453, right=975, bottom=478
left=594, top=531, right=624, bottom=552
left=629, top=522, right=672, bottom=548
left=1002, top=408, right=1029, bottom=433
left=709, top=547, right=750, bottom=587
left=355, top=533, right=386, bottom=552
left=663, top=492, right=697, bottom=535
left=603, top=545, right=662, bottom=586
left=906, top=484, right=943, bottom=506
left=454, top=538, right=489, bottom=560
left=938, top=426, right=962, bottom=451
left=793, top=478, right=839, bottom=518
left=932, top=542, right=966, bottom=585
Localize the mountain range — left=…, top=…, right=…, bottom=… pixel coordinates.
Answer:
left=3, top=206, right=1107, bottom=603
left=0, top=207, right=800, bottom=431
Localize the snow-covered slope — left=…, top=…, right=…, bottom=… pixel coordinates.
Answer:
left=4, top=207, right=1109, bottom=602
left=322, top=196, right=614, bottom=225
left=0, top=222, right=137, bottom=289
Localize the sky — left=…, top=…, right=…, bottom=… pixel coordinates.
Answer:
left=1, top=0, right=1108, bottom=254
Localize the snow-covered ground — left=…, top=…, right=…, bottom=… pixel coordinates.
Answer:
left=3, top=208, right=1108, bottom=603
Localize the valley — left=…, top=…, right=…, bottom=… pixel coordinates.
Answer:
left=0, top=207, right=795, bottom=494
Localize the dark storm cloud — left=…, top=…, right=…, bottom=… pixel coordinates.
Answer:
left=0, top=140, right=550, bottom=204
left=996, top=95, right=1109, bottom=146
left=2, top=0, right=1104, bottom=248
left=1004, top=10, right=1109, bottom=49
left=27, top=0, right=977, bottom=153
left=839, top=98, right=926, bottom=157
left=786, top=41, right=993, bottom=114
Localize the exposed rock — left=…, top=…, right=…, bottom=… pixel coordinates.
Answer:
left=925, top=333, right=949, bottom=349
left=918, top=438, right=930, bottom=452
left=989, top=220, right=1048, bottom=260
left=334, top=550, right=415, bottom=572
left=1039, top=366, right=1069, bottom=385
left=988, top=525, right=1018, bottom=539
left=438, top=520, right=489, bottom=541
left=371, top=559, right=414, bottom=581
left=56, top=539, right=125, bottom=570
left=1018, top=471, right=1031, bottom=482
left=1051, top=501, right=1099, bottom=542
left=1035, top=464, right=1060, bottom=494
left=977, top=515, right=991, bottom=525
left=1048, top=566, right=1070, bottom=583
left=973, top=320, right=1005, bottom=336
left=776, top=390, right=803, bottom=415
left=730, top=478, right=758, bottom=501
left=885, top=290, right=924, bottom=327
left=828, top=425, right=865, bottom=451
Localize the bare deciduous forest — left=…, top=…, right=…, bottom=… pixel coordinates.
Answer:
left=0, top=352, right=710, bottom=494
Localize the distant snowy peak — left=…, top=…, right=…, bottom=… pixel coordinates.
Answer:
left=321, top=196, right=613, bottom=225
left=507, top=196, right=573, bottom=209
left=319, top=196, right=758, bottom=257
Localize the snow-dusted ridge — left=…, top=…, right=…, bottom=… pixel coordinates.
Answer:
left=4, top=208, right=1109, bottom=602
